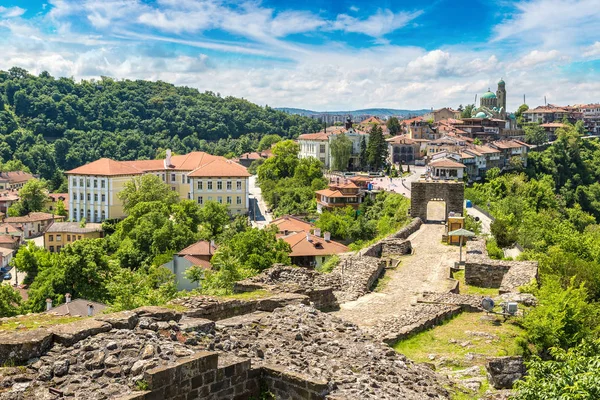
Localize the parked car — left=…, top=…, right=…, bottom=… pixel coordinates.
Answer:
left=342, top=172, right=355, bottom=178
left=3, top=273, right=12, bottom=281
left=0, top=266, right=10, bottom=274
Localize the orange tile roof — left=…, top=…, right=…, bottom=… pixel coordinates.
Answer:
left=270, top=215, right=314, bottom=233
left=0, top=191, right=20, bottom=201
left=360, top=116, right=384, bottom=125
left=188, top=158, right=250, bottom=178
left=0, top=171, right=35, bottom=184
left=0, top=235, right=19, bottom=244
left=429, top=159, right=466, bottom=168
left=540, top=122, right=567, bottom=128
left=5, top=212, right=64, bottom=223
left=386, top=134, right=417, bottom=145
left=48, top=193, right=69, bottom=202
left=298, top=131, right=332, bottom=141
left=401, top=116, right=424, bottom=125
left=0, top=223, right=22, bottom=234
left=182, top=256, right=213, bottom=269
left=491, top=140, right=524, bottom=149
left=178, top=240, right=217, bottom=257
left=282, top=231, right=349, bottom=257
left=66, top=158, right=143, bottom=176
left=460, top=152, right=475, bottom=159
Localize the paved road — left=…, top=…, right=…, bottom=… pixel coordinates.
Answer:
left=248, top=175, right=272, bottom=228
left=334, top=220, right=458, bottom=327
left=464, top=205, right=492, bottom=234
left=371, top=165, right=426, bottom=198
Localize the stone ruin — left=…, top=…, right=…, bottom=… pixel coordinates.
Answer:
left=464, top=238, right=538, bottom=293
left=0, top=297, right=451, bottom=400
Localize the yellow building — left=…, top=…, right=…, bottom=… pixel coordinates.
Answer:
left=0, top=171, right=35, bottom=190
left=66, top=150, right=250, bottom=222
left=44, top=222, right=104, bottom=253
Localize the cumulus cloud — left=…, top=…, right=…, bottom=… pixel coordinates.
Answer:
left=0, top=6, right=26, bottom=18
left=583, top=42, right=600, bottom=58
left=511, top=49, right=562, bottom=68
left=330, top=9, right=423, bottom=37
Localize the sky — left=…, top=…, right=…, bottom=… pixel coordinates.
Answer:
left=0, top=0, right=599, bottom=111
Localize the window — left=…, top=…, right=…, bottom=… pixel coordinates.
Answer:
left=56, top=234, right=62, bottom=241
left=67, top=235, right=71, bottom=241
left=217, top=181, right=223, bottom=190
left=94, top=210, right=98, bottom=221
left=101, top=180, right=106, bottom=188
left=198, top=196, right=203, bottom=205
left=207, top=181, right=213, bottom=190
left=226, top=196, right=232, bottom=204
left=49, top=246, right=54, bottom=252
left=320, top=144, right=326, bottom=153
left=94, top=194, right=98, bottom=201
left=197, top=181, right=203, bottom=190
left=226, top=181, right=232, bottom=191
left=101, top=211, right=106, bottom=220
left=237, top=196, right=242, bottom=205
left=101, top=194, right=106, bottom=202
left=86, top=179, right=90, bottom=187
left=171, top=187, right=176, bottom=191
left=217, top=196, right=223, bottom=204
left=162, top=173, right=165, bottom=181
left=187, top=177, right=190, bottom=184
left=87, top=193, right=91, bottom=201
left=49, top=235, right=54, bottom=242
left=80, top=209, right=84, bottom=218
left=171, top=173, right=176, bottom=182
left=78, top=235, right=82, bottom=240
left=93, top=179, right=97, bottom=188
left=57, top=246, right=61, bottom=252
left=87, top=210, right=91, bottom=220
left=208, top=196, right=213, bottom=202
left=182, top=175, right=185, bottom=184
left=72, top=178, right=77, bottom=187
left=237, top=181, right=242, bottom=190
left=80, top=193, right=84, bottom=200
left=79, top=178, right=84, bottom=187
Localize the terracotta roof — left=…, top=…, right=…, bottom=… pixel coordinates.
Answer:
left=188, top=158, right=250, bottom=178
left=270, top=215, right=314, bottom=234
left=46, top=299, right=107, bottom=317
left=5, top=212, right=64, bottom=224
left=298, top=131, right=332, bottom=141
left=360, top=116, right=384, bottom=125
left=460, top=152, right=475, bottom=159
left=0, top=246, right=14, bottom=256
left=0, top=223, right=22, bottom=234
left=471, top=145, right=501, bottom=154
left=0, top=171, right=34, bottom=184
left=524, top=106, right=570, bottom=114
left=0, top=191, right=20, bottom=201
left=182, top=255, right=213, bottom=269
left=386, top=135, right=417, bottom=145
left=491, top=140, right=524, bottom=149
left=349, top=176, right=371, bottom=182
left=282, top=231, right=349, bottom=257
left=401, top=116, right=424, bottom=125
left=333, top=182, right=359, bottom=189
left=66, top=158, right=143, bottom=176
left=178, top=240, right=217, bottom=257
left=46, top=222, right=103, bottom=234
left=429, top=159, right=466, bottom=168
left=48, top=193, right=69, bottom=202
left=239, top=152, right=265, bottom=160
left=540, top=122, right=567, bottom=128
left=0, top=235, right=19, bottom=244
left=315, top=188, right=359, bottom=198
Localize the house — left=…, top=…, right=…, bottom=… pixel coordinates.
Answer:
left=297, top=118, right=369, bottom=171
left=66, top=150, right=250, bottom=222
left=0, top=223, right=23, bottom=240
left=45, top=193, right=69, bottom=214
left=0, top=235, right=21, bottom=250
left=349, top=175, right=372, bottom=189
left=4, top=212, right=65, bottom=239
left=422, top=108, right=462, bottom=123
left=315, top=181, right=363, bottom=213
left=164, top=240, right=218, bottom=291
left=428, top=158, right=466, bottom=180
left=269, top=215, right=314, bottom=235
left=386, top=135, right=421, bottom=164
left=235, top=151, right=272, bottom=168
left=0, top=191, right=20, bottom=214
left=357, top=116, right=389, bottom=135
left=540, top=122, right=567, bottom=140
left=44, top=222, right=104, bottom=253
left=426, top=136, right=466, bottom=156
left=489, top=140, right=529, bottom=169
left=579, top=103, right=600, bottom=134
left=522, top=105, right=583, bottom=124
left=281, top=231, right=349, bottom=268
left=0, top=171, right=35, bottom=190
left=0, top=247, right=14, bottom=268
left=45, top=294, right=107, bottom=317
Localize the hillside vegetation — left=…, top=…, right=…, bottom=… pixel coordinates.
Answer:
left=0, top=67, right=321, bottom=185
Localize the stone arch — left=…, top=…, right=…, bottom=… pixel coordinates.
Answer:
left=410, top=181, right=464, bottom=222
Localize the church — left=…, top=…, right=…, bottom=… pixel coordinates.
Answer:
left=471, top=79, right=507, bottom=119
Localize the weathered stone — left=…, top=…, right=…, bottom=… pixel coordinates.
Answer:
left=134, top=306, right=182, bottom=322
left=51, top=319, right=112, bottom=347
left=410, top=181, right=464, bottom=221
left=0, top=328, right=53, bottom=364
left=52, top=359, right=69, bottom=377
left=486, top=356, right=526, bottom=389
left=178, top=317, right=215, bottom=333
left=95, top=311, right=139, bottom=330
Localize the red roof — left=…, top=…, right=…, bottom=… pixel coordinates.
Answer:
left=178, top=240, right=217, bottom=257
left=270, top=215, right=314, bottom=233
left=429, top=159, right=466, bottom=168
left=282, top=231, right=349, bottom=257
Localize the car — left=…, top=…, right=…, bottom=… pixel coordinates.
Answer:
left=3, top=273, right=12, bottom=281
left=0, top=266, right=10, bottom=274
left=342, top=172, right=355, bottom=177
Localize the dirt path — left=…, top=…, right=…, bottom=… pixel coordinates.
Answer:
left=333, top=223, right=459, bottom=327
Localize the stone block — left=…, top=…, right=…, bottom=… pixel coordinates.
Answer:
left=0, top=328, right=53, bottom=364
left=486, top=356, right=526, bottom=389
left=95, top=310, right=139, bottom=329
left=50, top=319, right=111, bottom=347
left=134, top=306, right=182, bottom=322
left=177, top=317, right=214, bottom=333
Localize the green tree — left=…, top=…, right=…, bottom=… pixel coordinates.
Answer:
left=330, top=133, right=353, bottom=171
left=359, top=136, right=367, bottom=171
left=9, top=179, right=48, bottom=216
left=460, top=104, right=475, bottom=119
left=386, top=117, right=401, bottom=135
left=366, top=125, right=387, bottom=171
left=11, top=241, right=53, bottom=285
left=119, top=174, right=179, bottom=212
left=0, top=285, right=22, bottom=317
left=515, top=104, right=529, bottom=127
left=199, top=201, right=230, bottom=239
left=55, top=199, right=68, bottom=217
left=524, top=124, right=548, bottom=147
left=257, top=134, right=282, bottom=151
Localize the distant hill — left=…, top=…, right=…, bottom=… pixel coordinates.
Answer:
left=276, top=107, right=431, bottom=118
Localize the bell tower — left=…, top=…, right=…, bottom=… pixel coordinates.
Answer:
left=496, top=78, right=506, bottom=116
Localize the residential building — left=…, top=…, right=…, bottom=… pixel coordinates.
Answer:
left=281, top=231, right=349, bottom=268
left=297, top=118, right=369, bottom=170
left=235, top=151, right=273, bottom=168
left=540, top=122, right=567, bottom=140
left=0, top=223, right=24, bottom=242
left=163, top=240, right=217, bottom=291
left=579, top=103, right=600, bottom=134
left=349, top=175, right=372, bottom=189
left=315, top=181, right=363, bottom=213
left=269, top=215, right=314, bottom=236
left=422, top=107, right=461, bottom=123
left=44, top=222, right=104, bottom=253
left=357, top=116, right=389, bottom=135
left=0, top=191, right=20, bottom=214
left=45, top=294, right=107, bottom=317
left=426, top=136, right=466, bottom=156
left=428, top=158, right=465, bottom=180
left=66, top=150, right=250, bottom=222
left=0, top=171, right=35, bottom=190
left=490, top=140, right=529, bottom=169
left=4, top=212, right=65, bottom=239
left=522, top=105, right=583, bottom=124
left=45, top=193, right=69, bottom=214
left=0, top=247, right=14, bottom=268
left=386, top=135, right=421, bottom=164
left=0, top=235, right=20, bottom=250
left=407, top=120, right=437, bottom=140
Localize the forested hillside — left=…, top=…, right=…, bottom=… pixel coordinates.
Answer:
left=0, top=67, right=321, bottom=184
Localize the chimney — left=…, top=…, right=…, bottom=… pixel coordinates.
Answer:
left=46, top=298, right=53, bottom=311
left=65, top=293, right=71, bottom=303
left=5, top=227, right=7, bottom=234
left=324, top=232, right=331, bottom=242
left=210, top=240, right=215, bottom=255
left=165, top=149, right=172, bottom=167
left=87, top=303, right=94, bottom=317
left=314, top=228, right=321, bottom=237
left=306, top=232, right=311, bottom=242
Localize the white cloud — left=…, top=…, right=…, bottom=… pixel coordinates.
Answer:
left=583, top=42, right=600, bottom=58
left=0, top=6, right=26, bottom=18
left=511, top=49, right=562, bottom=68
left=330, top=9, right=423, bottom=37
left=349, top=6, right=360, bottom=12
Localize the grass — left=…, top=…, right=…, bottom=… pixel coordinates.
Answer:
left=393, top=312, right=523, bottom=369
left=372, top=274, right=391, bottom=292
left=450, top=379, right=491, bottom=400
left=452, top=270, right=499, bottom=297
left=219, top=290, right=272, bottom=300
left=0, top=314, right=82, bottom=332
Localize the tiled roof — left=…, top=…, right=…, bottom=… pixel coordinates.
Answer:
left=0, top=223, right=22, bottom=234
left=182, top=255, right=213, bottom=269
left=491, top=140, right=524, bottom=149
left=46, top=222, right=103, bottom=234
left=0, top=235, right=19, bottom=244
left=46, top=299, right=107, bottom=317
left=270, top=215, right=314, bottom=234
left=429, top=159, right=466, bottom=168
left=178, top=240, right=217, bottom=257
left=360, top=116, right=384, bottom=124
left=315, top=188, right=359, bottom=198
left=66, top=158, right=142, bottom=176
left=0, top=246, right=14, bottom=256
left=471, top=145, right=501, bottom=154
left=460, top=152, right=475, bottom=159
left=401, top=116, right=424, bottom=125
left=540, top=122, right=567, bottom=128
left=282, top=231, right=349, bottom=257
left=386, top=135, right=417, bottom=145
left=5, top=212, right=64, bottom=224
left=0, top=171, right=34, bottom=184
left=188, top=158, right=250, bottom=178
left=0, top=191, right=20, bottom=201
left=48, top=193, right=69, bottom=203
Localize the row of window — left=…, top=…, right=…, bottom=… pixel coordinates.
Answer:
left=49, top=245, right=61, bottom=253
left=72, top=178, right=107, bottom=188
left=197, top=196, right=243, bottom=205
left=48, top=234, right=84, bottom=242
left=196, top=180, right=243, bottom=191
left=74, top=193, right=107, bottom=202
left=73, top=209, right=106, bottom=221
left=301, top=143, right=327, bottom=153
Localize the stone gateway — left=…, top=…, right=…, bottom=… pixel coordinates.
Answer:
left=410, top=181, right=464, bottom=222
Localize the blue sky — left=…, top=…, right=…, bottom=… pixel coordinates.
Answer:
left=0, top=0, right=599, bottom=110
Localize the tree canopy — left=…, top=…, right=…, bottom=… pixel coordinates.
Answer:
left=330, top=133, right=352, bottom=171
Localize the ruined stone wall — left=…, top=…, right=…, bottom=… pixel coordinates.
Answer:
left=261, top=364, right=330, bottom=400
left=410, top=181, right=464, bottom=221
left=464, top=239, right=538, bottom=293
left=391, top=217, right=422, bottom=239
left=359, top=217, right=421, bottom=257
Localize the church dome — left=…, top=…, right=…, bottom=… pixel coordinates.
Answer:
left=475, top=112, right=487, bottom=118
left=481, top=90, right=497, bottom=99
left=498, top=78, right=505, bottom=85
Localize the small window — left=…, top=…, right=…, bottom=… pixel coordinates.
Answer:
left=80, top=193, right=84, bottom=200
left=56, top=234, right=62, bottom=241
left=198, top=196, right=203, bottom=205
left=226, top=196, right=232, bottom=204
left=101, top=211, right=106, bottom=220
left=93, top=180, right=97, bottom=188
left=94, top=194, right=98, bottom=201
left=217, top=196, right=223, bottom=204
left=197, top=181, right=203, bottom=190
left=49, top=246, right=54, bottom=252
left=78, top=235, right=82, bottom=240
left=207, top=181, right=213, bottom=190
left=101, top=194, right=106, bottom=202
left=79, top=178, right=84, bottom=187
left=67, top=235, right=71, bottom=241
left=236, top=196, right=242, bottom=205
left=226, top=181, right=232, bottom=190
left=57, top=246, right=61, bottom=252
left=217, top=181, right=223, bottom=190
left=182, top=175, right=185, bottom=184
left=86, top=179, right=90, bottom=187
left=101, top=180, right=106, bottom=188
left=162, top=173, right=165, bottom=181
left=171, top=173, right=176, bottom=182
left=171, top=187, right=176, bottom=191
left=49, top=235, right=54, bottom=242
left=87, top=193, right=91, bottom=201
left=237, top=181, right=242, bottom=190
left=208, top=196, right=213, bottom=202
